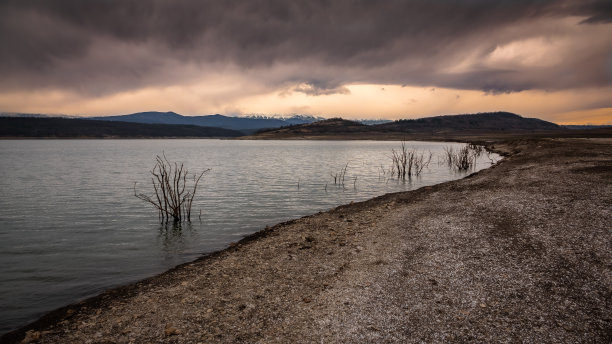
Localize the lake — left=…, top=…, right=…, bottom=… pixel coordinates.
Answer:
left=0, top=139, right=500, bottom=334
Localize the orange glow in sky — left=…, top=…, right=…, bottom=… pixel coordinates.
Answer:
left=0, top=2, right=611, bottom=124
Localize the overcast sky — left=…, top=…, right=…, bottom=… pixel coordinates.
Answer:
left=1, top=0, right=611, bottom=123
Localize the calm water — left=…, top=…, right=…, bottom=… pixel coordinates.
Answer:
left=0, top=139, right=499, bottom=334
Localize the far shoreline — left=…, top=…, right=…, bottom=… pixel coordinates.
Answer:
left=2, top=126, right=611, bottom=141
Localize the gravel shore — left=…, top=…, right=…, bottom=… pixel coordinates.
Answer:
left=3, top=138, right=611, bottom=343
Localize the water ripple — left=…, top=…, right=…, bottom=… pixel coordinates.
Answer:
left=0, top=139, right=499, bottom=334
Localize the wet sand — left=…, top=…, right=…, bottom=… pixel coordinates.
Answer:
left=3, top=137, right=611, bottom=343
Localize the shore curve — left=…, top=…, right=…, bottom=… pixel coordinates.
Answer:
left=2, top=138, right=611, bottom=343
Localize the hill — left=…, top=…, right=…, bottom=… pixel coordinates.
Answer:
left=376, top=112, right=561, bottom=133
left=0, top=117, right=244, bottom=138
left=91, top=112, right=323, bottom=133
left=255, top=118, right=368, bottom=137
left=250, top=112, right=564, bottom=139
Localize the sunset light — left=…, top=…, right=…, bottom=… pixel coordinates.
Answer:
left=0, top=1, right=610, bottom=123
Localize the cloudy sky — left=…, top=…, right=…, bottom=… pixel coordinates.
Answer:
left=1, top=0, right=611, bottom=124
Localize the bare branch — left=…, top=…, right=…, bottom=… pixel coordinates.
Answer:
left=134, top=155, right=209, bottom=224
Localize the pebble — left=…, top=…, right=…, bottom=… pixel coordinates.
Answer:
left=20, top=330, right=41, bottom=344
left=164, top=324, right=179, bottom=336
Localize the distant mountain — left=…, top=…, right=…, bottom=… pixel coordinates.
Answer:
left=254, top=118, right=372, bottom=138
left=262, top=118, right=367, bottom=132
left=244, top=114, right=390, bottom=126
left=376, top=112, right=562, bottom=133
left=243, top=114, right=325, bottom=125
left=2, top=111, right=569, bottom=139
left=0, top=117, right=244, bottom=138
left=92, top=111, right=187, bottom=125
left=92, top=112, right=324, bottom=133
left=252, top=112, right=563, bottom=139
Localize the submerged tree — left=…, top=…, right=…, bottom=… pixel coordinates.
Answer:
left=330, top=163, right=349, bottom=188
left=134, top=154, right=210, bottom=223
left=443, top=144, right=480, bottom=171
left=390, top=142, right=432, bottom=180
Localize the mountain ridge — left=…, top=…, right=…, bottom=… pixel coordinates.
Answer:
left=1, top=111, right=576, bottom=139
left=377, top=112, right=561, bottom=132
left=90, top=112, right=323, bottom=133
left=252, top=112, right=564, bottom=139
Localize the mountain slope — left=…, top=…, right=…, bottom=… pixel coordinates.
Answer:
left=376, top=112, right=561, bottom=132
left=92, top=112, right=323, bottom=132
left=251, top=112, right=563, bottom=139
left=92, top=111, right=187, bottom=125
left=255, top=118, right=369, bottom=138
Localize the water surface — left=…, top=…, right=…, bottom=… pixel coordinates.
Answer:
left=0, top=139, right=499, bottom=334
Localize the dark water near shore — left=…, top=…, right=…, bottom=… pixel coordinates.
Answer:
left=0, top=139, right=499, bottom=334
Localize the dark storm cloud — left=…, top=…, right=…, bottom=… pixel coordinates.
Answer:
left=573, top=0, right=612, bottom=24
left=0, top=0, right=610, bottom=95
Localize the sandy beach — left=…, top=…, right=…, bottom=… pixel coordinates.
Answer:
left=3, top=137, right=611, bottom=343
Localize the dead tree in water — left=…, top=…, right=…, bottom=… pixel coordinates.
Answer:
left=443, top=145, right=478, bottom=171
left=134, top=154, right=209, bottom=223
left=330, top=163, right=349, bottom=188
left=413, top=151, right=433, bottom=176
left=391, top=142, right=411, bottom=179
left=391, top=142, right=432, bottom=179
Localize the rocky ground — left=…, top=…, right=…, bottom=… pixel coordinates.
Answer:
left=3, top=138, right=611, bottom=343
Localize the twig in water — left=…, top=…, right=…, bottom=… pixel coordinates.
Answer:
left=134, top=154, right=210, bottom=223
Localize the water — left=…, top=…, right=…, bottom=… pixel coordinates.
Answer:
left=0, top=139, right=499, bottom=334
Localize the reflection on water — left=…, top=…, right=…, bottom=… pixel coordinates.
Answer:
left=157, top=222, right=192, bottom=256
left=0, top=139, right=500, bottom=334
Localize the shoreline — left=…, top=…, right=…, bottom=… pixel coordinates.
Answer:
left=2, top=137, right=611, bottom=343
left=2, top=142, right=506, bottom=342
left=2, top=126, right=612, bottom=141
